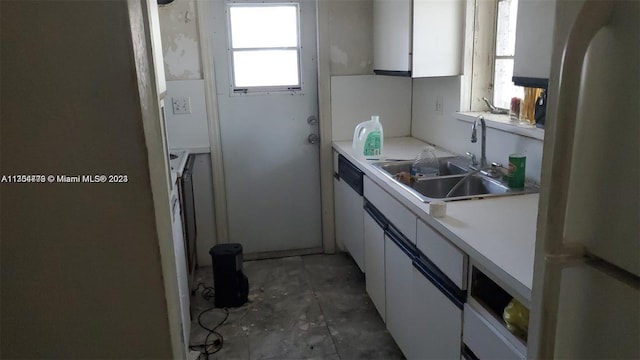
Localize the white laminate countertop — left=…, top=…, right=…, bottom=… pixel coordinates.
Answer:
left=169, top=149, right=190, bottom=180
left=334, top=137, right=538, bottom=304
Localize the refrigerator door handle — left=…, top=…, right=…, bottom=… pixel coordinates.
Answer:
left=582, top=253, right=640, bottom=291
left=544, top=242, right=585, bottom=266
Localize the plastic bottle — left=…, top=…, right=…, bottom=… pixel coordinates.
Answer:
left=411, top=146, right=439, bottom=177
left=352, top=115, right=384, bottom=159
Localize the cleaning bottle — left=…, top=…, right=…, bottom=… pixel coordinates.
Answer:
left=352, top=115, right=384, bottom=159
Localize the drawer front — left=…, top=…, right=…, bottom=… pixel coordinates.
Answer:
left=364, top=176, right=416, bottom=244
left=463, top=304, right=525, bottom=360
left=417, top=219, right=467, bottom=289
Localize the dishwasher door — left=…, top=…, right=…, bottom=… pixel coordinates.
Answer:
left=335, top=155, right=365, bottom=271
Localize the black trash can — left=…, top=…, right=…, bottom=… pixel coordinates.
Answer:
left=209, top=243, right=249, bottom=308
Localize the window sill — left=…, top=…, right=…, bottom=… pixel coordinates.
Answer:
left=456, top=111, right=545, bottom=141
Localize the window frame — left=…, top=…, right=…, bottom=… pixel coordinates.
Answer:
left=458, top=0, right=544, bottom=139
left=464, top=0, right=520, bottom=112
left=463, top=0, right=497, bottom=112
left=225, top=2, right=303, bottom=95
left=491, top=0, right=523, bottom=111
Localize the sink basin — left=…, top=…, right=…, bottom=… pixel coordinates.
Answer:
left=413, top=174, right=509, bottom=199
left=373, top=156, right=470, bottom=178
left=372, top=156, right=538, bottom=202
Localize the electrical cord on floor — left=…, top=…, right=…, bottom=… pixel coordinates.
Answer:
left=192, top=283, right=215, bottom=301
left=189, top=306, right=229, bottom=359
left=189, top=283, right=227, bottom=359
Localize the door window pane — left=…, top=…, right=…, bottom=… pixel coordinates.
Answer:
left=233, top=50, right=299, bottom=87
left=228, top=4, right=301, bottom=90
left=229, top=6, right=298, bottom=48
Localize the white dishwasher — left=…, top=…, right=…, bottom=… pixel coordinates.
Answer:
left=334, top=154, right=365, bottom=272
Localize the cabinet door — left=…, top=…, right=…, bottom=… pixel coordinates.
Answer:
left=334, top=176, right=365, bottom=272
left=385, top=234, right=413, bottom=356
left=412, top=0, right=465, bottom=77
left=364, top=211, right=386, bottom=321
left=373, top=0, right=412, bottom=73
left=512, top=0, right=555, bottom=84
left=409, top=266, right=462, bottom=359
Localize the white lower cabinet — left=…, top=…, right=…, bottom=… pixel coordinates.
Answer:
left=409, top=264, right=463, bottom=359
left=384, top=230, right=414, bottom=356
left=364, top=203, right=386, bottom=321
left=334, top=153, right=365, bottom=271
left=334, top=175, right=364, bottom=271
left=463, top=303, right=525, bottom=359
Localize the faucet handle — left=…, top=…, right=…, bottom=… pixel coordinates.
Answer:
left=466, top=152, right=478, bottom=166
left=483, top=162, right=509, bottom=178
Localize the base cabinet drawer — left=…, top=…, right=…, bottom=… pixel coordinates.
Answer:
left=364, top=176, right=416, bottom=244
left=463, top=304, right=525, bottom=360
left=417, top=219, right=467, bottom=289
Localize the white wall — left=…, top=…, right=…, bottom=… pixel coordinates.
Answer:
left=158, top=0, right=202, bottom=80
left=331, top=75, right=412, bottom=141
left=193, top=154, right=217, bottom=266
left=165, top=80, right=210, bottom=151
left=411, top=77, right=544, bottom=183
left=0, top=1, right=173, bottom=357
left=327, top=0, right=374, bottom=75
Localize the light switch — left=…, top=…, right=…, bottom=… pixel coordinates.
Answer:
left=172, top=97, right=191, bottom=115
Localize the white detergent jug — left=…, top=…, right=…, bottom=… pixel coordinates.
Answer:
left=352, top=115, right=384, bottom=159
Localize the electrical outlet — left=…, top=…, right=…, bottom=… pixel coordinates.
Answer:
left=435, top=95, right=444, bottom=115
left=172, top=97, right=191, bottom=115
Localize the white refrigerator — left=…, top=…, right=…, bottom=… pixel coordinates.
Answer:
left=529, top=0, right=639, bottom=358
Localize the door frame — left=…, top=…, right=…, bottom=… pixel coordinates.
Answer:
left=196, top=0, right=229, bottom=245
left=196, top=0, right=336, bottom=253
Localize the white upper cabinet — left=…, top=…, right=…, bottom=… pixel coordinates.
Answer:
left=512, top=0, right=556, bottom=87
left=373, top=0, right=465, bottom=78
left=412, top=0, right=465, bottom=77
left=373, top=0, right=412, bottom=75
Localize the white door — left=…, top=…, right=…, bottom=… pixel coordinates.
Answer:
left=209, top=0, right=321, bottom=255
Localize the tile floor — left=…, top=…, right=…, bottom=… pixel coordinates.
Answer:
left=189, top=253, right=404, bottom=360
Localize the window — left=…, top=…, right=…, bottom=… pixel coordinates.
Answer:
left=493, top=0, right=523, bottom=110
left=465, top=0, right=524, bottom=112
left=227, top=4, right=301, bottom=92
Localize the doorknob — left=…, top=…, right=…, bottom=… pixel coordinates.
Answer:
left=308, top=134, right=319, bottom=144
left=307, top=116, right=318, bottom=125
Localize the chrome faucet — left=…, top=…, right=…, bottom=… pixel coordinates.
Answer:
left=471, top=115, right=487, bottom=169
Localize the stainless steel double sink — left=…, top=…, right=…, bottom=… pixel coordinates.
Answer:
left=372, top=156, right=538, bottom=202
